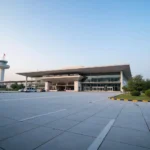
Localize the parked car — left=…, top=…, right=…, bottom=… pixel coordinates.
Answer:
left=18, top=89, right=24, bottom=92
left=24, top=87, right=37, bottom=92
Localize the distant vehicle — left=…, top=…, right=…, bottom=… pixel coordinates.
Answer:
left=39, top=88, right=45, bottom=92
left=24, top=87, right=37, bottom=92
left=18, top=89, right=24, bottom=92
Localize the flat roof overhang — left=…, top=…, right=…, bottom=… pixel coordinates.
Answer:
left=36, top=75, right=83, bottom=83
left=0, top=80, right=35, bottom=84
left=17, top=64, right=132, bottom=79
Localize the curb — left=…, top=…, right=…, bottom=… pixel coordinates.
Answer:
left=109, top=97, right=150, bottom=102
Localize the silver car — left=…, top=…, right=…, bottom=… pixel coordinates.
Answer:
left=24, top=87, right=37, bottom=92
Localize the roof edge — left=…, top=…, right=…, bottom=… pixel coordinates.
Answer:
left=17, top=64, right=130, bottom=75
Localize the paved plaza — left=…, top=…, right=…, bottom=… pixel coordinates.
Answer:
left=0, top=92, right=150, bottom=150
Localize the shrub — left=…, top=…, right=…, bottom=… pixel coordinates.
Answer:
left=145, top=89, right=150, bottom=97
left=131, top=91, right=141, bottom=96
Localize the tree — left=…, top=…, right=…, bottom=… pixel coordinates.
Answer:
left=10, top=83, right=25, bottom=90
left=128, top=75, right=144, bottom=92
left=18, top=84, right=25, bottom=89
left=122, top=86, right=129, bottom=92
left=11, top=83, right=18, bottom=90
left=143, top=79, right=150, bottom=93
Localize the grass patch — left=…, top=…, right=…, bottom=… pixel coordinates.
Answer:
left=115, top=93, right=150, bottom=101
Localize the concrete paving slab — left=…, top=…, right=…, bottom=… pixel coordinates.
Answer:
left=88, top=119, right=115, bottom=150
left=143, top=115, right=150, bottom=128
left=99, top=140, right=150, bottom=150
left=114, top=118, right=149, bottom=132
left=0, top=122, right=39, bottom=141
left=49, top=110, right=71, bottom=118
left=0, top=117, right=18, bottom=127
left=0, top=92, right=150, bottom=150
left=84, top=116, right=111, bottom=126
left=66, top=111, right=94, bottom=122
left=94, top=111, right=120, bottom=119
left=45, top=119, right=80, bottom=131
left=118, top=111, right=143, bottom=119
left=68, top=121, right=106, bottom=137
left=122, top=104, right=141, bottom=113
left=0, top=127, right=62, bottom=150
left=23, top=115, right=59, bottom=125
left=106, top=127, right=150, bottom=149
left=114, top=116, right=149, bottom=132
left=3, top=112, right=38, bottom=120
left=35, top=131, right=95, bottom=150
left=114, top=103, right=149, bottom=132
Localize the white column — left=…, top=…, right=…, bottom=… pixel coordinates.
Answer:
left=45, top=82, right=50, bottom=92
left=25, top=76, right=28, bottom=88
left=0, top=69, right=5, bottom=82
left=120, top=71, right=123, bottom=92
left=74, top=81, right=81, bottom=92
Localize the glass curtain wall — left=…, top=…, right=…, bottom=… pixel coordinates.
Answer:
left=82, top=75, right=120, bottom=91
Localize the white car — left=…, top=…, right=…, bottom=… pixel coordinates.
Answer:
left=18, top=89, right=24, bottom=92
left=24, top=87, right=37, bottom=92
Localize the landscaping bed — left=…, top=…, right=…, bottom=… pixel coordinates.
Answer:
left=110, top=93, right=150, bottom=102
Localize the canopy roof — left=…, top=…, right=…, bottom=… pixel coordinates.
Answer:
left=17, top=64, right=132, bottom=79
left=36, top=75, right=83, bottom=83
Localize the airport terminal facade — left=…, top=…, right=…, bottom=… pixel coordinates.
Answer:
left=17, top=65, right=132, bottom=92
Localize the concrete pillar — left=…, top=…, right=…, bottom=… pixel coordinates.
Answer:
left=120, top=71, right=123, bottom=92
left=25, top=76, right=28, bottom=88
left=45, top=82, right=50, bottom=92
left=0, top=69, right=5, bottom=82
left=74, top=81, right=81, bottom=92
left=66, top=82, right=68, bottom=90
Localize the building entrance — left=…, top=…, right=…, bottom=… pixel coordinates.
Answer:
left=82, top=84, right=118, bottom=91
left=99, top=87, right=105, bottom=91
left=107, top=87, right=113, bottom=91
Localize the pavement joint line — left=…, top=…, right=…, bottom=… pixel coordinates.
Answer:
left=106, top=139, right=150, bottom=150
left=88, top=119, right=115, bottom=150
left=34, top=102, right=114, bottom=149
left=0, top=95, right=75, bottom=102
left=138, top=105, right=150, bottom=132
left=33, top=102, right=110, bottom=150
left=19, top=109, right=67, bottom=121
left=0, top=146, right=6, bottom=150
left=0, top=124, right=41, bottom=142
left=112, top=125, right=150, bottom=133
left=0, top=115, right=19, bottom=122
left=115, top=102, right=127, bottom=119
left=33, top=128, right=67, bottom=150
left=1, top=103, right=104, bottom=143
left=66, top=130, right=97, bottom=138
left=43, top=101, right=111, bottom=128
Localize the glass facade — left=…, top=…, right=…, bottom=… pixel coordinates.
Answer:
left=81, top=75, right=120, bottom=91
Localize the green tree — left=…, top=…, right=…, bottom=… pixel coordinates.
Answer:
left=11, top=83, right=18, bottom=90
left=18, top=84, right=25, bottom=89
left=128, top=75, right=144, bottom=92
left=143, top=79, right=150, bottom=93
left=10, top=83, right=25, bottom=90
left=122, top=86, right=129, bottom=92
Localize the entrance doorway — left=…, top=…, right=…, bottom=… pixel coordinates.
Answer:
left=99, top=87, right=105, bottom=91
left=107, top=87, right=113, bottom=91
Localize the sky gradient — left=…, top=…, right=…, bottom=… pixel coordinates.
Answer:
left=0, top=0, right=150, bottom=80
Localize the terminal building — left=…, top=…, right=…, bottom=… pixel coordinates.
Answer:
left=17, top=64, right=132, bottom=92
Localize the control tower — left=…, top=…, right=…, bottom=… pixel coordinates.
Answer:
left=0, top=60, right=10, bottom=82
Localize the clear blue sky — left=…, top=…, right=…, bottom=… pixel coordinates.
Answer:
left=0, top=0, right=150, bottom=80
